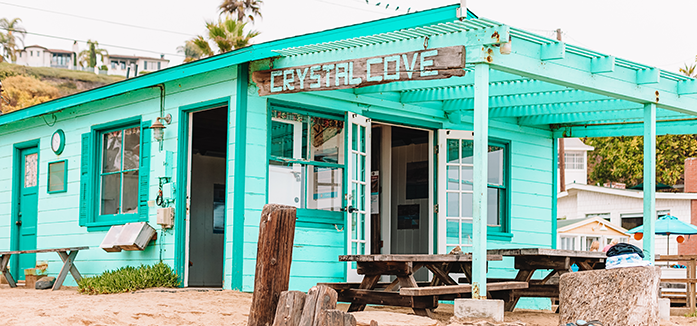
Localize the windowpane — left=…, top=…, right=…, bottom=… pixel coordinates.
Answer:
left=268, top=161, right=303, bottom=208
left=461, top=140, right=474, bottom=164
left=270, top=120, right=296, bottom=158
left=122, top=171, right=139, bottom=214
left=447, top=139, right=459, bottom=164
left=24, top=153, right=38, bottom=188
left=102, top=130, right=122, bottom=173
left=487, top=145, right=504, bottom=186
left=487, top=188, right=500, bottom=226
left=447, top=166, right=459, bottom=190
left=311, top=117, right=344, bottom=164
left=48, top=161, right=66, bottom=192
left=123, top=127, right=140, bottom=170
left=307, top=166, right=343, bottom=211
left=447, top=192, right=459, bottom=217
left=446, top=219, right=459, bottom=245
left=101, top=174, right=121, bottom=215
left=461, top=166, right=473, bottom=183
left=461, top=192, right=473, bottom=217
left=461, top=221, right=473, bottom=245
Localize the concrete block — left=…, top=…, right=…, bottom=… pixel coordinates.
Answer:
left=454, top=298, right=504, bottom=322
left=560, top=266, right=660, bottom=326
left=658, top=298, right=670, bottom=321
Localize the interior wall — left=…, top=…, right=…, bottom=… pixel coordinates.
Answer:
left=189, top=153, right=226, bottom=287
left=390, top=142, right=429, bottom=255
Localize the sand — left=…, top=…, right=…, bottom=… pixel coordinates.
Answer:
left=1, top=284, right=697, bottom=325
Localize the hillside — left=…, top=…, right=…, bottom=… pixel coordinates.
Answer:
left=0, top=63, right=125, bottom=114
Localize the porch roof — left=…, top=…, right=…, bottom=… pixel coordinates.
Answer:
left=265, top=18, right=697, bottom=139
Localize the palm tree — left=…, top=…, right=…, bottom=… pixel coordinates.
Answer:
left=78, top=40, right=108, bottom=68
left=219, top=0, right=263, bottom=23
left=181, top=17, right=259, bottom=62
left=176, top=39, right=206, bottom=63
left=0, top=18, right=26, bottom=62
left=680, top=56, right=697, bottom=78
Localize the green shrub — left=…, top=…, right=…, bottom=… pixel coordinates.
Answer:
left=77, top=262, right=180, bottom=295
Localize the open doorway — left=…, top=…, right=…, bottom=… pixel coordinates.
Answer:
left=186, top=106, right=228, bottom=287
left=371, top=124, right=432, bottom=281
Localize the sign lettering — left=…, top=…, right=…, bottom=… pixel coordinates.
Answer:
left=252, top=46, right=465, bottom=96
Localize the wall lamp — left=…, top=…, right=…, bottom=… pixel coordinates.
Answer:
left=150, top=113, right=172, bottom=142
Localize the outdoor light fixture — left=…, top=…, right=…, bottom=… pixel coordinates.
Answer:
left=150, top=113, right=172, bottom=142
left=599, top=223, right=608, bottom=232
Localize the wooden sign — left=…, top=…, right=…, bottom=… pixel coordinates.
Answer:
left=252, top=46, right=465, bottom=96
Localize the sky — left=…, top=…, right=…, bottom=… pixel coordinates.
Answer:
left=2, top=0, right=696, bottom=73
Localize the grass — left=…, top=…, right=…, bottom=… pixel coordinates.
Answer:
left=0, top=62, right=124, bottom=83
left=77, top=262, right=180, bottom=295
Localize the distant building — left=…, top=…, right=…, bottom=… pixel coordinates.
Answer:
left=557, top=138, right=594, bottom=191
left=16, top=45, right=76, bottom=69
left=106, top=54, right=169, bottom=77
left=557, top=216, right=629, bottom=251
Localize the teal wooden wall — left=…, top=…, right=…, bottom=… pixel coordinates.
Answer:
left=0, top=66, right=238, bottom=286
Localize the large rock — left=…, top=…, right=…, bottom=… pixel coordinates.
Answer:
left=559, top=266, right=660, bottom=326
left=35, top=276, right=56, bottom=290
left=350, top=311, right=438, bottom=326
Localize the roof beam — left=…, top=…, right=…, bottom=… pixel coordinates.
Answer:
left=489, top=99, right=642, bottom=118
left=303, top=89, right=445, bottom=119
left=519, top=108, right=686, bottom=125
left=442, top=89, right=611, bottom=112
left=352, top=70, right=529, bottom=95
left=553, top=119, right=697, bottom=138
left=488, top=37, right=697, bottom=115
left=400, top=80, right=569, bottom=103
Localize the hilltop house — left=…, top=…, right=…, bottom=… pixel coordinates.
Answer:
left=106, top=54, right=169, bottom=77
left=1, top=3, right=696, bottom=311
left=16, top=45, right=76, bottom=69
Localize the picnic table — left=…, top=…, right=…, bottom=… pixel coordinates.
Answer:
left=486, top=248, right=607, bottom=311
left=0, top=247, right=89, bottom=290
left=322, top=254, right=527, bottom=317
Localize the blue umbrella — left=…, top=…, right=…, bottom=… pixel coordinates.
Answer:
left=626, top=214, right=697, bottom=252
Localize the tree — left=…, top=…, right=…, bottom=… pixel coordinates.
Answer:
left=585, top=135, right=697, bottom=189
left=181, top=17, right=259, bottom=61
left=680, top=56, right=696, bottom=78
left=0, top=18, right=26, bottom=62
left=219, top=0, right=263, bottom=23
left=78, top=40, right=108, bottom=68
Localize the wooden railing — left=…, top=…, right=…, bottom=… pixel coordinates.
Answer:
left=656, top=255, right=697, bottom=313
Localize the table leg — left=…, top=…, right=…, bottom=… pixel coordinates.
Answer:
left=53, top=250, right=80, bottom=291
left=504, top=269, right=534, bottom=312
left=425, top=263, right=457, bottom=286
left=347, top=274, right=381, bottom=312
left=397, top=274, right=434, bottom=318
left=0, top=254, right=17, bottom=288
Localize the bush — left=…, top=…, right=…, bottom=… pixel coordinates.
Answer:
left=1, top=75, right=60, bottom=113
left=77, top=262, right=180, bottom=295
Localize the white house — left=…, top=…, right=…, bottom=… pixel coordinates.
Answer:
left=16, top=45, right=75, bottom=69
left=557, top=138, right=594, bottom=192
left=557, top=216, right=629, bottom=251
left=557, top=183, right=697, bottom=255
left=106, top=54, right=169, bottom=77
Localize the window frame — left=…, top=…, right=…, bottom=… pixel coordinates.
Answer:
left=267, top=104, right=346, bottom=229
left=47, top=159, right=68, bottom=194
left=79, top=117, right=151, bottom=228
left=485, top=138, right=511, bottom=236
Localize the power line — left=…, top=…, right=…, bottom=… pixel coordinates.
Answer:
left=306, top=0, right=393, bottom=16
left=0, top=27, right=185, bottom=57
left=0, top=1, right=196, bottom=37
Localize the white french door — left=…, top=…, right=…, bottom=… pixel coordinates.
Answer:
left=346, top=113, right=371, bottom=282
left=438, top=129, right=475, bottom=254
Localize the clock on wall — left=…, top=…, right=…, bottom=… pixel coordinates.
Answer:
left=51, top=129, right=65, bottom=155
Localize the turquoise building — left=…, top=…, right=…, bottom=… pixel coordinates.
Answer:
left=1, top=4, right=694, bottom=307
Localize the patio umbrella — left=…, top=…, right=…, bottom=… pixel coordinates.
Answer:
left=626, top=214, right=697, bottom=253
left=628, top=181, right=674, bottom=190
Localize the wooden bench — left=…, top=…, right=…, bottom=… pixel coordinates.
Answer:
left=0, top=247, right=89, bottom=290
left=399, top=281, right=529, bottom=296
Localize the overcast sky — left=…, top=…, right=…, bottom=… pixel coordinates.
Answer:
left=3, top=0, right=695, bottom=73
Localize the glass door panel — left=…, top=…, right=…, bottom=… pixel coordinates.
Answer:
left=346, top=113, right=371, bottom=282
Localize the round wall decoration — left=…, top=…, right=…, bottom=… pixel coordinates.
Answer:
left=51, top=129, right=65, bottom=155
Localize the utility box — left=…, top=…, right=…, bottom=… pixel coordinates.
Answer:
left=115, top=222, right=156, bottom=251
left=157, top=207, right=174, bottom=229
left=100, top=225, right=125, bottom=252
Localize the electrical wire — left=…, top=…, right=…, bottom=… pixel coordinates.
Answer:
left=0, top=1, right=196, bottom=37
left=0, top=27, right=185, bottom=57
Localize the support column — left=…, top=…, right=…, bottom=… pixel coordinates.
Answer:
left=472, top=63, right=489, bottom=299
left=552, top=137, right=558, bottom=249
left=643, top=103, right=656, bottom=262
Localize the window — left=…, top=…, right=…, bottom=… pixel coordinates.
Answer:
left=268, top=109, right=344, bottom=213
left=444, top=136, right=510, bottom=249
left=30, top=51, right=33, bottom=57
left=560, top=236, right=577, bottom=250
left=562, top=152, right=585, bottom=170
left=121, top=61, right=126, bottom=70
left=144, top=61, right=148, bottom=70
left=79, top=118, right=151, bottom=227
left=111, top=61, right=118, bottom=69
left=48, top=160, right=68, bottom=193
left=158, top=62, right=161, bottom=70
left=621, top=210, right=670, bottom=230
left=586, top=213, right=611, bottom=222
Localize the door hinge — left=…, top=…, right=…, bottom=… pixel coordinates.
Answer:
left=434, top=204, right=439, bottom=214
left=434, top=145, right=439, bottom=155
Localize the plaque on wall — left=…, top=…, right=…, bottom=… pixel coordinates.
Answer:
left=397, top=204, right=420, bottom=230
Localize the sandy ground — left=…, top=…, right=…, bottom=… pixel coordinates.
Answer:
left=2, top=284, right=697, bottom=326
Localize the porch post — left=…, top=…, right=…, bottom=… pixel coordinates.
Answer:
left=643, top=103, right=656, bottom=262
left=472, top=63, right=489, bottom=299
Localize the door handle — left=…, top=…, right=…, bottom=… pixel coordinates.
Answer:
left=15, top=220, right=22, bottom=226
left=342, top=206, right=359, bottom=213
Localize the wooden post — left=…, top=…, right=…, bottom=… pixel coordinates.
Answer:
left=319, top=309, right=357, bottom=326
left=690, top=258, right=696, bottom=313
left=247, top=204, right=298, bottom=326
left=472, top=62, right=489, bottom=299
left=643, top=103, right=657, bottom=262
left=299, top=285, right=338, bottom=326
left=273, top=291, right=307, bottom=326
